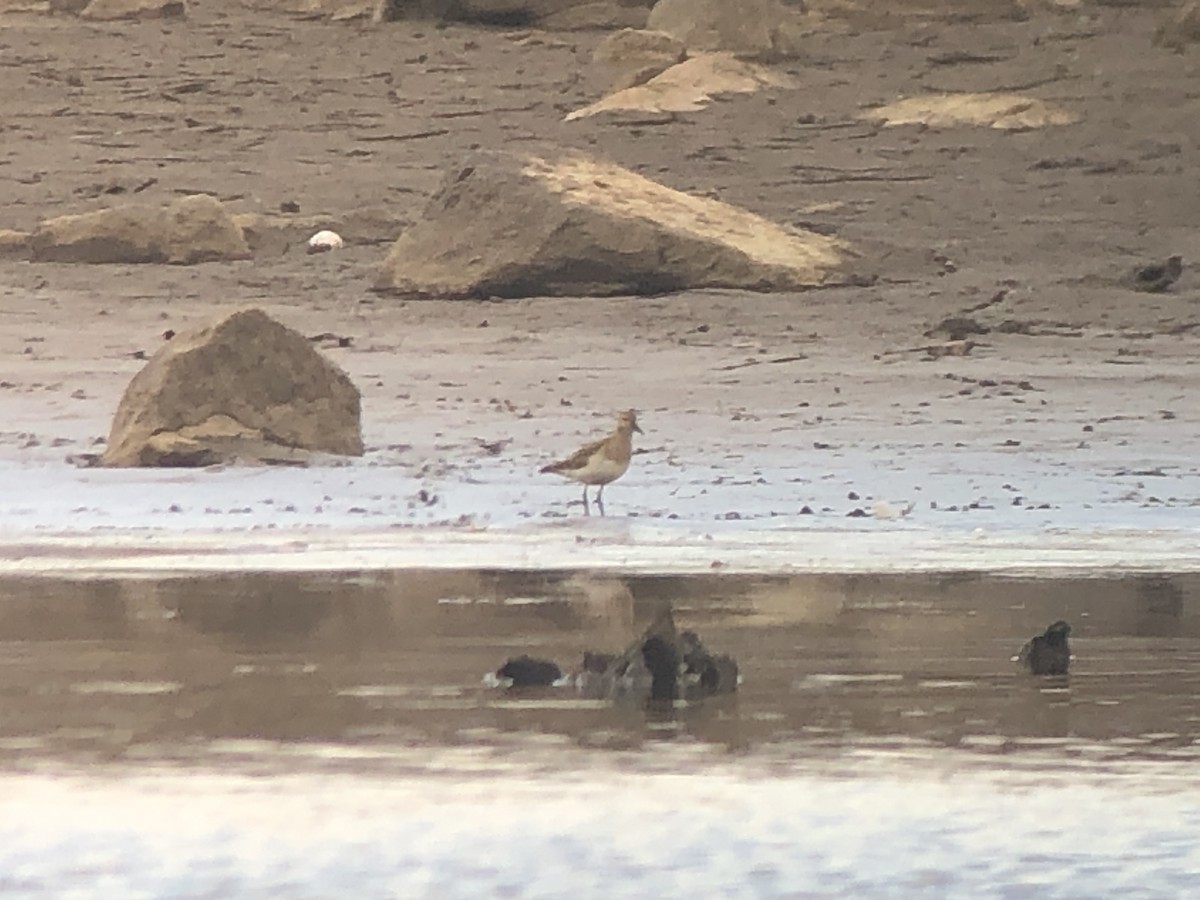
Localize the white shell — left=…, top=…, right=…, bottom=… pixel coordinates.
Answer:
left=872, top=500, right=914, bottom=520
left=306, top=229, right=344, bottom=253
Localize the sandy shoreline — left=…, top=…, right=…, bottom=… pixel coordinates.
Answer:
left=1, top=4, right=1197, bottom=575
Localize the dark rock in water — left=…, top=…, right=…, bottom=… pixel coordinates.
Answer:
left=641, top=634, right=680, bottom=702
left=579, top=610, right=738, bottom=702
left=698, top=653, right=739, bottom=695
left=575, top=608, right=677, bottom=701
left=497, top=655, right=562, bottom=687
left=680, top=629, right=739, bottom=695
left=1016, top=620, right=1072, bottom=676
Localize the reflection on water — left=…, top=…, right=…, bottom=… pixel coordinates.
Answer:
left=2, top=570, right=1200, bottom=896
left=2, top=570, right=1199, bottom=761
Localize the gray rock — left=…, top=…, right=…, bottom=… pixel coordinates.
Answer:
left=579, top=608, right=739, bottom=702
left=374, top=149, right=854, bottom=298
left=30, top=194, right=250, bottom=265
left=103, top=309, right=363, bottom=467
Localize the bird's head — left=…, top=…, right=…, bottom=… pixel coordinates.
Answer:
left=618, top=409, right=643, bottom=435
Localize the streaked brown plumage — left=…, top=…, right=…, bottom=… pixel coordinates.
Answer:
left=540, top=410, right=642, bottom=515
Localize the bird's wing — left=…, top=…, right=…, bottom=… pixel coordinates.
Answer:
left=540, top=435, right=607, bottom=474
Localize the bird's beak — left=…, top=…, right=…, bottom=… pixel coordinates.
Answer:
left=633, top=423, right=644, bottom=435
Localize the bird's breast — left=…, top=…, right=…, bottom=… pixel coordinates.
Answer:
left=573, top=451, right=630, bottom=485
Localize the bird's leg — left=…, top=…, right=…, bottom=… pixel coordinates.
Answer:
left=596, top=484, right=606, bottom=517
left=581, top=485, right=590, bottom=516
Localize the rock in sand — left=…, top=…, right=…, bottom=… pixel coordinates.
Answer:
left=30, top=194, right=250, bottom=265
left=374, top=149, right=856, bottom=298
left=568, top=52, right=795, bottom=119
left=102, top=309, right=363, bottom=467
left=866, top=92, right=1076, bottom=130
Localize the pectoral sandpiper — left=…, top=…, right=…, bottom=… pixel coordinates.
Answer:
left=540, top=409, right=642, bottom=516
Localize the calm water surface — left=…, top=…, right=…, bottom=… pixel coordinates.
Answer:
left=2, top=570, right=1199, bottom=897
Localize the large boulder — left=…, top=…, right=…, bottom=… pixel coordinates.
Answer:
left=103, top=309, right=363, bottom=467
left=374, top=149, right=854, bottom=298
left=30, top=194, right=250, bottom=265
left=646, top=0, right=808, bottom=60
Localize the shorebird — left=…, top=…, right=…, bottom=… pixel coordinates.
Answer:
left=540, top=410, right=642, bottom=516
left=1014, top=620, right=1072, bottom=676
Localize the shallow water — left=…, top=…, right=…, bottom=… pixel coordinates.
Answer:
left=2, top=570, right=1200, bottom=897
